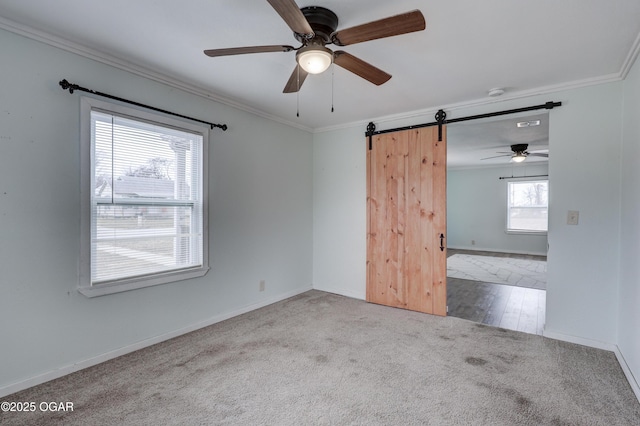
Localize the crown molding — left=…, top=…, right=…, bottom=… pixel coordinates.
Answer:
left=620, top=32, right=640, bottom=79
left=447, top=161, right=549, bottom=172
left=0, top=17, right=313, bottom=133
left=2, top=16, right=636, bottom=135
left=314, top=71, right=625, bottom=134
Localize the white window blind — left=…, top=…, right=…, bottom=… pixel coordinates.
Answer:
left=507, top=180, right=548, bottom=233
left=88, top=107, right=205, bottom=287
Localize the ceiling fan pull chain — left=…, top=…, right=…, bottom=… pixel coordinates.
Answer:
left=296, top=66, right=300, bottom=118
left=331, top=60, right=335, bottom=113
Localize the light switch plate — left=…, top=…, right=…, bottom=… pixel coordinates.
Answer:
left=567, top=210, right=579, bottom=225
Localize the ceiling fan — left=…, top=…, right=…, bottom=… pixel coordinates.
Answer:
left=203, top=0, right=426, bottom=93
left=482, top=144, right=549, bottom=163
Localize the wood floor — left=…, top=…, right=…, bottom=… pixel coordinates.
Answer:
left=446, top=249, right=546, bottom=335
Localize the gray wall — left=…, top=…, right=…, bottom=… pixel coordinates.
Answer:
left=312, top=126, right=367, bottom=300
left=619, top=48, right=640, bottom=393
left=447, top=164, right=549, bottom=255
left=0, top=29, right=313, bottom=392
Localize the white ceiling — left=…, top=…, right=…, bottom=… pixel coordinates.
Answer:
left=1, top=0, right=639, bottom=163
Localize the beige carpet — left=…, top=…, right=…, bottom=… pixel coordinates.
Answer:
left=447, top=254, right=547, bottom=290
left=2, top=290, right=638, bottom=425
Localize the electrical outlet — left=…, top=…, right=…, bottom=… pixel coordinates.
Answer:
left=259, top=280, right=265, bottom=292
left=471, top=240, right=476, bottom=246
left=567, top=210, right=579, bottom=225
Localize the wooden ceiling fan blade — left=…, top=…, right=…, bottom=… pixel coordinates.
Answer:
left=283, top=65, right=309, bottom=93
left=267, top=0, right=314, bottom=37
left=334, top=51, right=391, bottom=86
left=528, top=153, right=549, bottom=158
left=332, top=10, right=425, bottom=46
left=204, top=45, right=295, bottom=57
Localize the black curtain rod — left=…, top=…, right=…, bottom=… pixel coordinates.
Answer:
left=59, top=79, right=227, bottom=131
left=498, top=174, right=548, bottom=180
left=365, top=101, right=561, bottom=148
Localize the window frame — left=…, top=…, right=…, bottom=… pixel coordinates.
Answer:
left=79, top=97, right=209, bottom=297
left=505, top=179, right=548, bottom=235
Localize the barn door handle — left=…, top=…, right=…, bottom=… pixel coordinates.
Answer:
left=439, top=234, right=445, bottom=252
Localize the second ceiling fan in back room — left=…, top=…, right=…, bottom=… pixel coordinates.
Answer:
left=204, top=0, right=426, bottom=93
left=482, top=144, right=549, bottom=163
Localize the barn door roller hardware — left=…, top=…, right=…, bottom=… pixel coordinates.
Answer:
left=435, top=109, right=446, bottom=141
left=366, top=122, right=376, bottom=150
left=59, top=79, right=228, bottom=131
left=365, top=101, right=562, bottom=149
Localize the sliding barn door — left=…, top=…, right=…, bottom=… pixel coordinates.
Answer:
left=366, top=126, right=447, bottom=316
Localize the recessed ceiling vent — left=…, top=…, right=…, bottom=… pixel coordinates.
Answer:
left=517, top=120, right=541, bottom=128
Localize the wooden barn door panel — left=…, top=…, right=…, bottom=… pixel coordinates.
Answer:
left=366, top=126, right=447, bottom=316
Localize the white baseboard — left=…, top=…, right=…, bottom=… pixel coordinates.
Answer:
left=313, top=284, right=365, bottom=301
left=448, top=245, right=547, bottom=257
left=542, top=330, right=616, bottom=351
left=543, top=330, right=640, bottom=403
left=0, top=285, right=312, bottom=398
left=613, top=346, right=640, bottom=403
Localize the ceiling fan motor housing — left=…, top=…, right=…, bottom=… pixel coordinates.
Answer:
left=295, top=6, right=339, bottom=44
left=511, top=144, right=529, bottom=153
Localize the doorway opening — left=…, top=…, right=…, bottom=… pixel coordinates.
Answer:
left=445, top=112, right=549, bottom=335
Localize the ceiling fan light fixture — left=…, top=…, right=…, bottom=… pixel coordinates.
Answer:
left=296, top=46, right=333, bottom=74
left=512, top=153, right=527, bottom=163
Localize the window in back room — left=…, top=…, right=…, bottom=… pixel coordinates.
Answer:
left=506, top=180, right=548, bottom=234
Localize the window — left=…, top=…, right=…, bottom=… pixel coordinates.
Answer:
left=80, top=98, right=209, bottom=297
left=507, top=180, right=548, bottom=233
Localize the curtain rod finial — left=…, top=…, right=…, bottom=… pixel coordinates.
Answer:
left=59, top=79, right=70, bottom=90
left=59, top=79, right=78, bottom=94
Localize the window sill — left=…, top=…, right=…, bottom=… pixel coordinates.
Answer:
left=78, top=266, right=209, bottom=298
left=505, top=230, right=547, bottom=236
